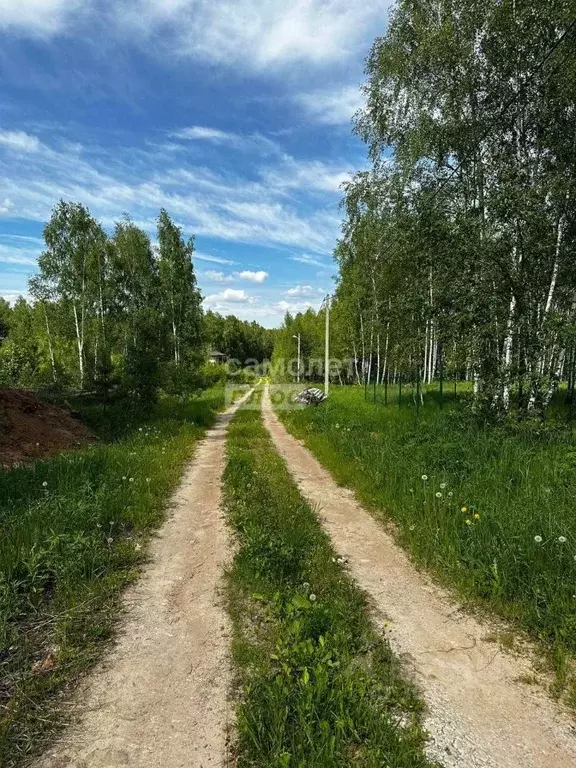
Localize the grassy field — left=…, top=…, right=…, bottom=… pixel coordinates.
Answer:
left=275, top=384, right=576, bottom=699
left=223, top=404, right=437, bottom=768
left=0, top=387, right=228, bottom=767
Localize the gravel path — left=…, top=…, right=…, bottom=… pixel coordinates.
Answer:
left=34, top=395, right=250, bottom=768
left=262, top=386, right=576, bottom=768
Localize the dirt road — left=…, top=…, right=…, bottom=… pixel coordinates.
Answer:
left=35, top=394, right=250, bottom=768
left=262, top=386, right=576, bottom=768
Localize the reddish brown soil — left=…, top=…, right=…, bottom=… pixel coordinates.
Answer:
left=0, top=388, right=95, bottom=468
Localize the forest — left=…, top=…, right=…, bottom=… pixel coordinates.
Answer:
left=274, top=0, right=576, bottom=418
left=0, top=202, right=272, bottom=400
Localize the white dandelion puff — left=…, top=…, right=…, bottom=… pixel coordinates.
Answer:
left=534, top=535, right=543, bottom=543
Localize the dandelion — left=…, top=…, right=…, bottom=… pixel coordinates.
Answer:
left=465, top=519, right=472, bottom=526
left=474, top=513, right=481, bottom=520
left=534, top=535, right=543, bottom=543
left=129, top=477, right=134, bottom=483
left=134, top=542, right=142, bottom=551
left=122, top=476, right=127, bottom=481
left=309, top=593, right=317, bottom=602
left=146, top=478, right=151, bottom=483
left=440, top=482, right=447, bottom=490
left=421, top=474, right=428, bottom=481
left=302, top=582, right=310, bottom=589
left=558, top=536, right=567, bottom=543
left=107, top=537, right=113, bottom=544
left=409, top=525, right=415, bottom=531
left=448, top=491, right=453, bottom=497
left=461, top=506, right=467, bottom=513
left=42, top=481, right=48, bottom=488
left=139, top=427, right=143, bottom=432
left=436, top=492, right=442, bottom=499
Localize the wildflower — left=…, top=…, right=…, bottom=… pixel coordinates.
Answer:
left=474, top=513, right=481, bottom=520
left=558, top=536, right=567, bottom=544
left=461, top=506, right=467, bottom=513
left=107, top=537, right=113, bottom=544
left=534, top=535, right=543, bottom=543
left=309, top=593, right=317, bottom=602
left=448, top=491, right=453, bottom=497
left=129, top=478, right=134, bottom=483
left=465, top=519, right=472, bottom=525
left=134, top=542, right=142, bottom=551
left=409, top=525, right=415, bottom=531
left=302, top=582, right=310, bottom=589
left=122, top=476, right=127, bottom=481
left=436, top=492, right=442, bottom=499
left=139, top=427, right=143, bottom=432
left=440, top=482, right=447, bottom=490
left=421, top=474, right=428, bottom=481
left=146, top=478, right=151, bottom=483
left=42, top=481, right=48, bottom=488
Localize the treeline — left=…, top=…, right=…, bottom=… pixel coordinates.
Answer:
left=204, top=310, right=275, bottom=364
left=0, top=201, right=270, bottom=399
left=329, top=0, right=576, bottom=415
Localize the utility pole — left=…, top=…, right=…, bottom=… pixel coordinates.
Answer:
left=292, top=334, right=301, bottom=383
left=324, top=294, right=330, bottom=395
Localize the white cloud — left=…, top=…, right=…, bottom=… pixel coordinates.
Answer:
left=195, top=252, right=237, bottom=265
left=172, top=126, right=232, bottom=143
left=204, top=288, right=252, bottom=304
left=261, top=158, right=353, bottom=194
left=274, top=299, right=317, bottom=313
left=286, top=284, right=320, bottom=297
left=291, top=254, right=329, bottom=268
left=295, top=84, right=364, bottom=125
left=171, top=126, right=278, bottom=155
left=0, top=0, right=82, bottom=36
left=115, top=0, right=391, bottom=70
left=203, top=270, right=234, bottom=282
left=0, top=291, right=29, bottom=305
left=237, top=270, right=268, bottom=283
left=0, top=243, right=40, bottom=265
left=0, top=130, right=41, bottom=153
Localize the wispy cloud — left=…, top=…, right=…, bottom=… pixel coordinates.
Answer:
left=0, top=0, right=83, bottom=36
left=291, top=253, right=330, bottom=268
left=195, top=252, right=237, bottom=265
left=0, top=136, right=341, bottom=255
left=295, top=84, right=364, bottom=125
left=114, top=0, right=391, bottom=70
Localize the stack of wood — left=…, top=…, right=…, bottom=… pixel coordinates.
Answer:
left=293, top=387, right=328, bottom=406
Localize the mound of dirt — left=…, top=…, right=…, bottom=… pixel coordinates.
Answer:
left=0, top=388, right=95, bottom=468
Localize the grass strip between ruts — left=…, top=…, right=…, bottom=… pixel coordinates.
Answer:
left=223, top=404, right=437, bottom=768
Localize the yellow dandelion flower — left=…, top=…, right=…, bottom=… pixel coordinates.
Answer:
left=461, top=506, right=468, bottom=513
left=465, top=519, right=472, bottom=525
left=474, top=513, right=480, bottom=520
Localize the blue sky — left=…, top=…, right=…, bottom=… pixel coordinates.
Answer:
left=0, top=0, right=391, bottom=327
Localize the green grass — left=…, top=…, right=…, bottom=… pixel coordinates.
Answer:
left=0, top=386, right=228, bottom=767
left=275, top=384, right=576, bottom=696
left=223, top=404, right=437, bottom=768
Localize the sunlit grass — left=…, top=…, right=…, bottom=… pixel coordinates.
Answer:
left=276, top=384, right=576, bottom=694
left=224, top=404, right=437, bottom=768
left=0, top=386, right=227, bottom=767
